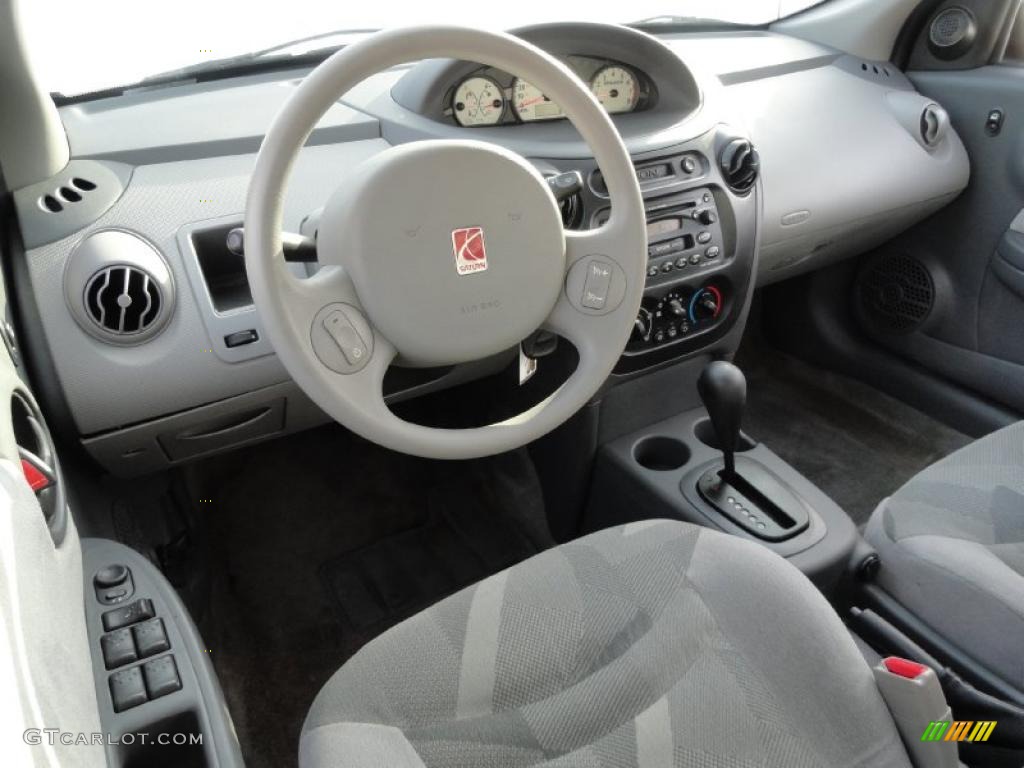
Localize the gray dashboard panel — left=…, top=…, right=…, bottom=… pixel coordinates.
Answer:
left=60, top=72, right=380, bottom=165
left=26, top=140, right=389, bottom=435
left=721, top=55, right=969, bottom=282
left=25, top=26, right=971, bottom=457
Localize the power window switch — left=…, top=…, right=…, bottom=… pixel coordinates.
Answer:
left=102, top=599, right=155, bottom=632
left=143, top=655, right=182, bottom=700
left=101, top=628, right=138, bottom=669
left=132, top=618, right=170, bottom=658
left=109, top=667, right=148, bottom=712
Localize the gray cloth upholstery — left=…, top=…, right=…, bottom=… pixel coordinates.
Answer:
left=865, top=421, right=1024, bottom=691
left=301, top=520, right=910, bottom=767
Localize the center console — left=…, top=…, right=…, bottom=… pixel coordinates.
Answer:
left=538, top=126, right=761, bottom=374
left=584, top=360, right=860, bottom=594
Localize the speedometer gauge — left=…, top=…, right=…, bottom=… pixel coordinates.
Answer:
left=590, top=66, right=639, bottom=114
left=512, top=78, right=565, bottom=122
left=452, top=76, right=505, bottom=127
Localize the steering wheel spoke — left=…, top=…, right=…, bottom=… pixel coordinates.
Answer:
left=544, top=223, right=642, bottom=357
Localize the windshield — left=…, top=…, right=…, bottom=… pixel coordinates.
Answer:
left=21, top=0, right=826, bottom=98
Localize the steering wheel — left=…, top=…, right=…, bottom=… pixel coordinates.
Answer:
left=245, top=26, right=646, bottom=459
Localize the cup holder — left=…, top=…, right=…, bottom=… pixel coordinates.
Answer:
left=633, top=436, right=691, bottom=471
left=693, top=418, right=756, bottom=452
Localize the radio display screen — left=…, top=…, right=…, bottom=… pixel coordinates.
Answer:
left=647, top=217, right=682, bottom=238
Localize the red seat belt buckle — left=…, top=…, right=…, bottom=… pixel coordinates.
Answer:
left=883, top=656, right=930, bottom=680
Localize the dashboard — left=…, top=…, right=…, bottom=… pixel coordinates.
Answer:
left=11, top=23, right=970, bottom=476
left=446, top=56, right=654, bottom=126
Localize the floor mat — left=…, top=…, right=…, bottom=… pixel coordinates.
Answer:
left=186, top=425, right=551, bottom=768
left=736, top=342, right=971, bottom=526
left=320, top=502, right=536, bottom=633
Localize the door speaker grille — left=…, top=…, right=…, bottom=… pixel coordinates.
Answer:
left=857, top=254, right=934, bottom=334
left=928, top=7, right=976, bottom=59
left=84, top=266, right=163, bottom=335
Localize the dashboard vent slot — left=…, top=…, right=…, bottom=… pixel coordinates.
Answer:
left=719, top=139, right=760, bottom=194
left=857, top=254, right=934, bottom=335
left=84, top=265, right=163, bottom=335
left=928, top=7, right=976, bottom=60
left=38, top=176, right=98, bottom=213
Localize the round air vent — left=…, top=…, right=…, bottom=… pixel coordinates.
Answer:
left=920, top=103, right=949, bottom=147
left=64, top=230, right=174, bottom=344
left=719, top=139, right=760, bottom=194
left=928, top=6, right=977, bottom=60
left=857, top=254, right=935, bottom=335
left=84, top=265, right=162, bottom=335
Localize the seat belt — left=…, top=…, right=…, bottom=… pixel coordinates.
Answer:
left=873, top=656, right=959, bottom=768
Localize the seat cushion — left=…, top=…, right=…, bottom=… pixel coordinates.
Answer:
left=865, top=421, right=1024, bottom=690
left=301, top=520, right=909, bottom=767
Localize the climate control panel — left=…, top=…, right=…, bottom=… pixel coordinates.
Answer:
left=629, top=284, right=725, bottom=349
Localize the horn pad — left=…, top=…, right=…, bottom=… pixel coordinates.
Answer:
left=316, top=140, right=566, bottom=366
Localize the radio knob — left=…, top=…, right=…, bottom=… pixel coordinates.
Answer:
left=696, top=208, right=718, bottom=226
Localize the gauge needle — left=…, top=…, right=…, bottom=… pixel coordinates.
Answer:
left=520, top=96, right=547, bottom=108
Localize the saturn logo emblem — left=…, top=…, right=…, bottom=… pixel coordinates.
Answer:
left=451, top=226, right=488, bottom=275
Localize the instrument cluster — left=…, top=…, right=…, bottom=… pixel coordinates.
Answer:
left=446, top=56, right=653, bottom=127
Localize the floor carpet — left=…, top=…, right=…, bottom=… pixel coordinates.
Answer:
left=186, top=425, right=551, bottom=768
left=737, top=343, right=971, bottom=526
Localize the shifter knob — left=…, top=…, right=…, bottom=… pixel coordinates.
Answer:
left=697, top=361, right=747, bottom=478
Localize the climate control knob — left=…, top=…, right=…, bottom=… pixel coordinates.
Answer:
left=633, top=308, right=653, bottom=341
left=690, top=285, right=724, bottom=323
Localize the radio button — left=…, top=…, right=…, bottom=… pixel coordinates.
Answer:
left=697, top=231, right=712, bottom=245
left=689, top=254, right=702, bottom=266
left=660, top=262, right=674, bottom=274
left=705, top=246, right=721, bottom=260
left=647, top=265, right=659, bottom=278
left=675, top=256, right=688, bottom=269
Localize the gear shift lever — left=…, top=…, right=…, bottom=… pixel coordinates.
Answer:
left=697, top=361, right=747, bottom=479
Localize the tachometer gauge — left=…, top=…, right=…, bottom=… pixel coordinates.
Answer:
left=512, top=78, right=565, bottom=122
left=590, top=66, right=639, bottom=114
left=452, top=76, right=505, bottom=127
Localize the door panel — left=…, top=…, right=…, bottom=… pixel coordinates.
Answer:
left=0, top=253, right=104, bottom=763
left=853, top=42, right=1024, bottom=412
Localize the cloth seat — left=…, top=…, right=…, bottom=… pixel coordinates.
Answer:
left=865, top=421, right=1024, bottom=691
left=301, top=520, right=911, bottom=767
